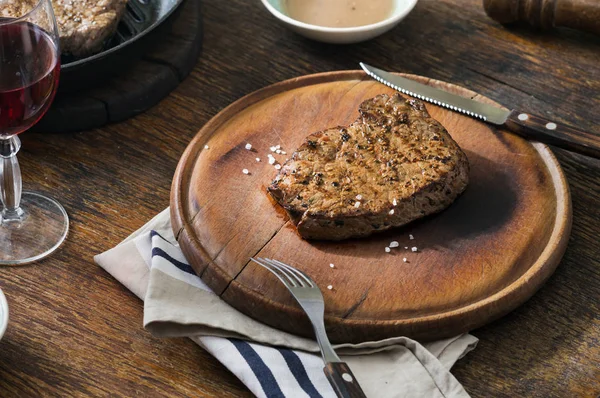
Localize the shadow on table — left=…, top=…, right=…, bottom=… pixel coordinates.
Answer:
left=309, top=150, right=518, bottom=257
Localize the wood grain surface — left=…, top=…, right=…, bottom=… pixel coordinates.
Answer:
left=0, top=0, right=598, bottom=397
left=483, top=0, right=600, bottom=35
left=171, top=71, right=571, bottom=343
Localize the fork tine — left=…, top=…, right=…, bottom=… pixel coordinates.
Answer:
left=261, top=258, right=307, bottom=287
left=270, top=259, right=315, bottom=288
left=251, top=257, right=297, bottom=287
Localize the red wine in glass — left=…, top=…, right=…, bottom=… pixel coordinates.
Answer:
left=0, top=20, right=59, bottom=137
left=0, top=0, right=68, bottom=266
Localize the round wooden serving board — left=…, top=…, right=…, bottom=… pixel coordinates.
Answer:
left=171, top=71, right=572, bottom=343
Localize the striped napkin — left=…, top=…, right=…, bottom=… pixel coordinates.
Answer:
left=95, top=209, right=478, bottom=398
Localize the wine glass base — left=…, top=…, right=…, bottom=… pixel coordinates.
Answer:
left=0, top=192, right=68, bottom=265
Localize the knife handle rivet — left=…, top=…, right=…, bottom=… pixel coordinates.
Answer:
left=546, top=122, right=557, bottom=130
left=342, top=373, right=354, bottom=382
left=518, top=113, right=529, bottom=121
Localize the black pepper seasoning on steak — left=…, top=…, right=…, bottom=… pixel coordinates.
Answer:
left=267, top=94, right=470, bottom=241
left=2, top=0, right=128, bottom=57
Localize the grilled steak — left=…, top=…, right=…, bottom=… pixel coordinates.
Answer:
left=54, top=0, right=128, bottom=57
left=268, top=93, right=469, bottom=240
left=2, top=0, right=127, bottom=57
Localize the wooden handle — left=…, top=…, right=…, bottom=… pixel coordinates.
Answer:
left=505, top=110, right=600, bottom=159
left=323, top=362, right=367, bottom=398
left=483, top=0, right=600, bottom=35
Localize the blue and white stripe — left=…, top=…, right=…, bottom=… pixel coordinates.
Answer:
left=149, top=231, right=335, bottom=398
left=96, top=210, right=476, bottom=398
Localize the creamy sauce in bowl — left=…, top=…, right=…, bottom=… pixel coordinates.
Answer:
left=282, top=0, right=395, bottom=28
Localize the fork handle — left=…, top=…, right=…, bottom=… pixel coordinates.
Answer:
left=324, top=362, right=367, bottom=398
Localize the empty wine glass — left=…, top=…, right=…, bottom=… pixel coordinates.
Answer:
left=0, top=0, right=68, bottom=264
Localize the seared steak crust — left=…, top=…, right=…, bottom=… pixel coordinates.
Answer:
left=54, top=0, right=128, bottom=57
left=268, top=94, right=470, bottom=240
left=2, top=0, right=127, bottom=57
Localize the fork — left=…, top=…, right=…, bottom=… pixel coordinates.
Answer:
left=250, top=257, right=367, bottom=398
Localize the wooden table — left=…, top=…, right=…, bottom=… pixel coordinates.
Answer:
left=0, top=0, right=598, bottom=396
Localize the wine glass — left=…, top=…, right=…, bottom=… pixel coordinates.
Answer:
left=0, top=0, right=68, bottom=264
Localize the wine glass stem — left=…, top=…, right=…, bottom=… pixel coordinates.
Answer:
left=0, top=136, right=24, bottom=224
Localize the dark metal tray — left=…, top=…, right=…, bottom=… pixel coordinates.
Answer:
left=58, top=0, right=185, bottom=94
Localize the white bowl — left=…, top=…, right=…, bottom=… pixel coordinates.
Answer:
left=260, top=0, right=418, bottom=44
left=0, top=288, right=7, bottom=341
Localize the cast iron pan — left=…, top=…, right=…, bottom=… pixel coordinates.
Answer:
left=58, top=0, right=185, bottom=94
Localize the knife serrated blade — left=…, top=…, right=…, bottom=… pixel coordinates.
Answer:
left=360, top=62, right=510, bottom=125
left=359, top=62, right=600, bottom=159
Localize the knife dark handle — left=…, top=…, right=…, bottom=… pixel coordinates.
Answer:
left=505, top=110, right=600, bottom=159
left=323, top=362, right=367, bottom=398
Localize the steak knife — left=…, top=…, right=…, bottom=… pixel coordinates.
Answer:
left=360, top=63, right=600, bottom=159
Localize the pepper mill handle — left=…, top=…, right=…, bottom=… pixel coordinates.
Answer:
left=483, top=0, right=600, bottom=35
